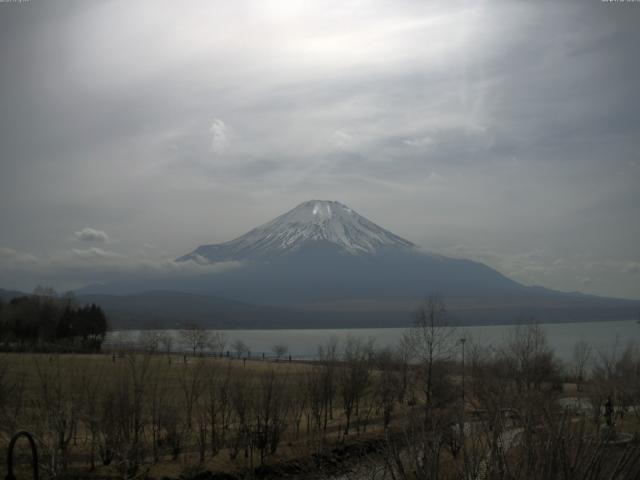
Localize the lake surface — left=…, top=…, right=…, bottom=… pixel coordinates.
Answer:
left=106, top=319, right=639, bottom=363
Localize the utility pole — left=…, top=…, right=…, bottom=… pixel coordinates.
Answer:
left=459, top=336, right=467, bottom=467
left=461, top=337, right=466, bottom=410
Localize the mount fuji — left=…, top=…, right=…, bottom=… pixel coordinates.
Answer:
left=178, top=200, right=415, bottom=262
left=76, top=200, right=639, bottom=327
left=174, top=200, right=524, bottom=304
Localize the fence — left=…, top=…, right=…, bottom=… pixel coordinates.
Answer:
left=102, top=341, right=319, bottom=362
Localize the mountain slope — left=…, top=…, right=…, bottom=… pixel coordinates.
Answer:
left=75, top=200, right=639, bottom=326
left=76, top=291, right=287, bottom=329
left=178, top=200, right=415, bottom=262
left=172, top=200, right=524, bottom=305
left=0, top=288, right=26, bottom=302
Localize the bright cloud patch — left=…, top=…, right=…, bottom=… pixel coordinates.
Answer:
left=74, top=227, right=109, bottom=243
left=403, top=136, right=434, bottom=147
left=210, top=118, right=228, bottom=153
left=332, top=130, right=352, bottom=148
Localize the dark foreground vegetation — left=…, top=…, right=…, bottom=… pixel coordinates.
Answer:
left=0, top=296, right=639, bottom=480
left=0, top=287, right=108, bottom=352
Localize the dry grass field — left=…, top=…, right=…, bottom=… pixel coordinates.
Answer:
left=1, top=323, right=639, bottom=480
left=0, top=350, right=404, bottom=479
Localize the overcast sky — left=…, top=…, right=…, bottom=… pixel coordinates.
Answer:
left=1, top=0, right=639, bottom=299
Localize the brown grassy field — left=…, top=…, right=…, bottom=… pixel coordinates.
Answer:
left=0, top=351, right=401, bottom=479
left=2, top=324, right=639, bottom=480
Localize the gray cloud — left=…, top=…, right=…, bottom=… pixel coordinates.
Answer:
left=0, top=247, right=38, bottom=267
left=70, top=247, right=121, bottom=261
left=622, top=262, right=640, bottom=275
left=0, top=0, right=638, bottom=298
left=74, top=228, right=109, bottom=243
left=0, top=244, right=242, bottom=292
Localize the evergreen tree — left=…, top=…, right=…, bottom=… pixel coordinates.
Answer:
left=0, top=292, right=108, bottom=351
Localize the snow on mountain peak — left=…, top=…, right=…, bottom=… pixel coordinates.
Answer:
left=179, top=200, right=415, bottom=263
left=312, top=201, right=332, bottom=218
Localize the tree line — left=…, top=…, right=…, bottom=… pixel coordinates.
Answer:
left=0, top=287, right=108, bottom=351
left=0, top=295, right=639, bottom=479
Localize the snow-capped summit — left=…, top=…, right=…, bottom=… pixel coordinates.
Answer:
left=94, top=202, right=621, bottom=319
left=178, top=200, right=415, bottom=263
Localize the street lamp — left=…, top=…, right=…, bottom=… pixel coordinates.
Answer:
left=459, top=336, right=467, bottom=460
left=460, top=337, right=466, bottom=410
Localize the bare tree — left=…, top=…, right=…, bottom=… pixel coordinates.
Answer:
left=318, top=336, right=339, bottom=425
left=210, top=331, right=227, bottom=356
left=194, top=387, right=209, bottom=463
left=409, top=295, right=455, bottom=405
left=304, top=366, right=326, bottom=434
left=271, top=343, right=288, bottom=360
left=373, top=349, right=402, bottom=430
left=232, top=339, right=249, bottom=358
left=101, top=353, right=152, bottom=478
left=180, top=323, right=211, bottom=356
left=289, top=375, right=307, bottom=439
left=396, top=332, right=415, bottom=404
left=0, top=354, right=25, bottom=441
left=338, top=336, right=373, bottom=436
left=138, top=330, right=161, bottom=353
left=178, top=359, right=205, bottom=429
left=78, top=360, right=107, bottom=471
left=252, top=369, right=291, bottom=463
left=32, top=356, right=82, bottom=477
left=159, top=402, right=184, bottom=461
left=592, top=339, right=640, bottom=428
left=229, top=371, right=252, bottom=462
left=205, top=362, right=233, bottom=457
left=147, top=361, right=170, bottom=464
left=157, top=331, right=174, bottom=362
left=501, top=323, right=559, bottom=393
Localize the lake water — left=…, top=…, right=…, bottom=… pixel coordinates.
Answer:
left=106, top=319, right=639, bottom=363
